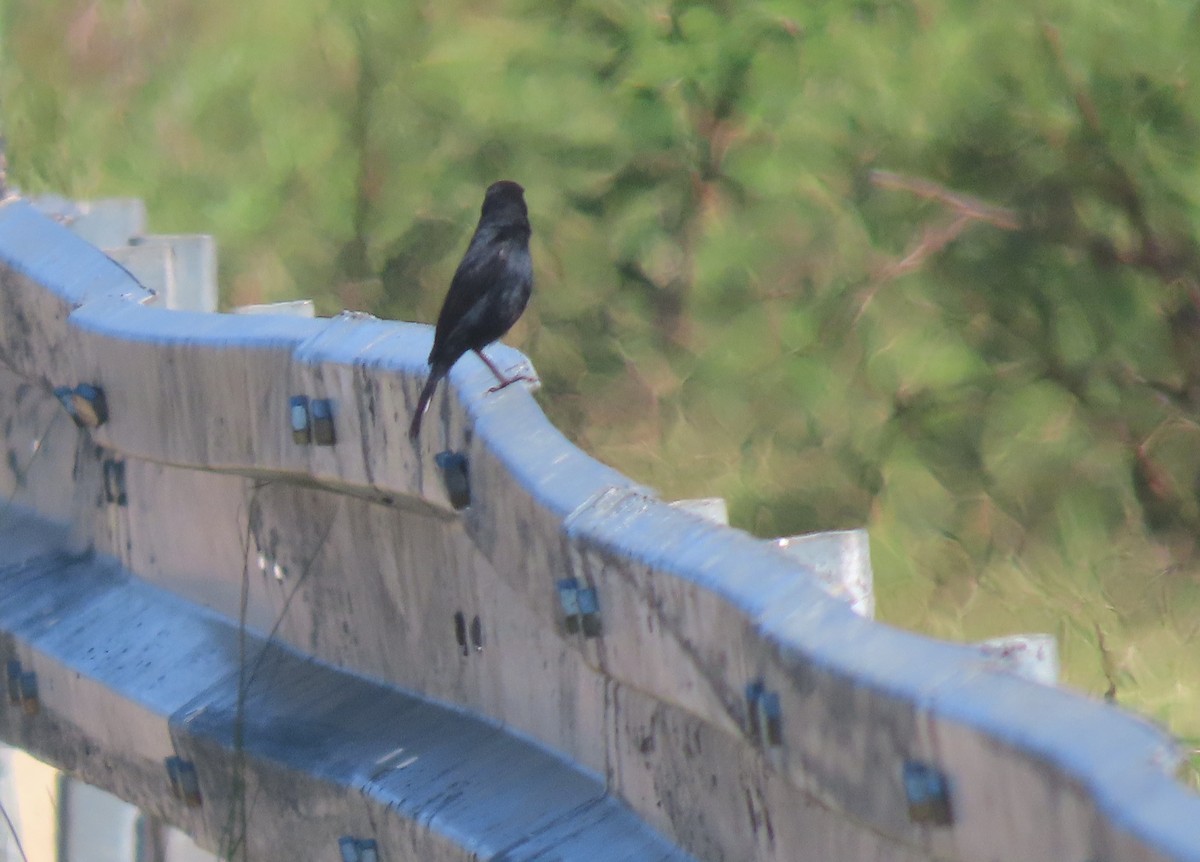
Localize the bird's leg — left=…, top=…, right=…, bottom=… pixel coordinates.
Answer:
left=474, top=349, right=537, bottom=393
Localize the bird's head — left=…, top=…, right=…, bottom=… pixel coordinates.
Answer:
left=481, top=180, right=528, bottom=222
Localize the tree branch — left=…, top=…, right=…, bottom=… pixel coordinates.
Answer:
left=870, top=169, right=1021, bottom=231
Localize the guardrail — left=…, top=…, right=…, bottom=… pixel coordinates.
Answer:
left=0, top=194, right=1197, bottom=861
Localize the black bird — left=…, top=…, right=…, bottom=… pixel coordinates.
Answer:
left=409, top=180, right=534, bottom=440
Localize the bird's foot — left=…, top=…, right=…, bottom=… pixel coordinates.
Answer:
left=474, top=349, right=538, bottom=393
left=487, top=372, right=538, bottom=394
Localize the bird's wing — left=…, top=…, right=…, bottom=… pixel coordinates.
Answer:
left=435, top=238, right=511, bottom=336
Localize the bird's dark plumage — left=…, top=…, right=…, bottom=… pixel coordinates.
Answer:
left=409, top=180, right=534, bottom=440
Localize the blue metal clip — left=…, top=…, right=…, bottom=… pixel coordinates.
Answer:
left=745, top=680, right=782, bottom=747
left=165, top=756, right=202, bottom=807
left=289, top=395, right=311, bottom=444
left=903, top=760, right=953, bottom=825
left=339, top=837, right=378, bottom=862
left=557, top=578, right=601, bottom=637
left=311, top=398, right=336, bottom=445
left=435, top=451, right=470, bottom=510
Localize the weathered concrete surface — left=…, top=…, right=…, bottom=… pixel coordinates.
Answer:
left=0, top=505, right=688, bottom=862
left=0, top=195, right=1198, bottom=861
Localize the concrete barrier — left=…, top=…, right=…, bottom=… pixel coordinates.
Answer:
left=0, top=195, right=1196, bottom=861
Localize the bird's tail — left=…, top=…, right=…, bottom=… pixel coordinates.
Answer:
left=409, top=366, right=446, bottom=440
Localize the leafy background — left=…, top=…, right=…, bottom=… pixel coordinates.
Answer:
left=3, top=0, right=1199, bottom=771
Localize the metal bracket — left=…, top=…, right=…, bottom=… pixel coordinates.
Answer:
left=289, top=396, right=335, bottom=445
left=165, top=756, right=202, bottom=807
left=102, top=457, right=127, bottom=505
left=435, top=451, right=470, bottom=510
left=289, top=395, right=311, bottom=444
left=745, top=680, right=782, bottom=748
left=470, top=614, right=484, bottom=652
left=6, top=660, right=38, bottom=716
left=903, top=760, right=953, bottom=825
left=454, top=611, right=469, bottom=656
left=557, top=578, right=602, bottom=637
left=339, top=837, right=379, bottom=862
left=311, top=398, right=336, bottom=445
left=453, top=612, right=486, bottom=656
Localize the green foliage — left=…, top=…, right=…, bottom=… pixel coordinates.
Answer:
left=4, top=0, right=1200, bottom=755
